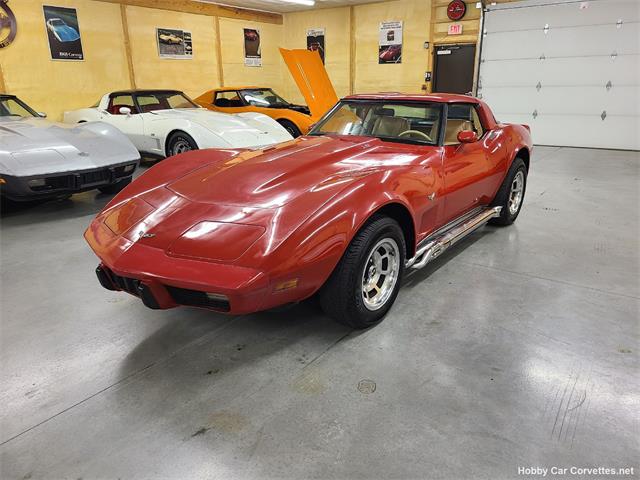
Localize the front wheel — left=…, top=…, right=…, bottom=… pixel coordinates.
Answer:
left=167, top=131, right=198, bottom=157
left=489, top=157, right=527, bottom=226
left=277, top=119, right=302, bottom=138
left=319, top=215, right=405, bottom=329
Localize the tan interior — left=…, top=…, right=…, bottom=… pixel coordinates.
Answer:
left=371, top=116, right=411, bottom=137
left=444, top=120, right=473, bottom=146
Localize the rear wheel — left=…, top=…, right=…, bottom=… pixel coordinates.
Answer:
left=489, top=157, right=527, bottom=226
left=277, top=119, right=301, bottom=138
left=319, top=215, right=405, bottom=329
left=167, top=131, right=198, bottom=157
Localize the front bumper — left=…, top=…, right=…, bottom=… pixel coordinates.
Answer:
left=92, top=239, right=271, bottom=315
left=0, top=161, right=138, bottom=201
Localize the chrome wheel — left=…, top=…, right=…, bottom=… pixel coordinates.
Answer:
left=361, top=238, right=400, bottom=311
left=171, top=138, right=193, bottom=155
left=508, top=170, right=525, bottom=215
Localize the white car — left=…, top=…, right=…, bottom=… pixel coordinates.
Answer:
left=63, top=90, right=293, bottom=157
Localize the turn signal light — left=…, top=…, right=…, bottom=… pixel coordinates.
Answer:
left=274, top=279, right=299, bottom=292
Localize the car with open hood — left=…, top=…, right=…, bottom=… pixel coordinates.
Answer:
left=85, top=57, right=532, bottom=328
left=0, top=94, right=139, bottom=201
left=63, top=89, right=293, bottom=158
left=194, top=49, right=338, bottom=138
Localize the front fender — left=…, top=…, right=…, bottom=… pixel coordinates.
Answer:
left=161, top=121, right=231, bottom=153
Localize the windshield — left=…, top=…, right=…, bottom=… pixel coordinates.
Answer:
left=0, top=97, right=38, bottom=118
left=49, top=19, right=64, bottom=26
left=309, top=101, right=442, bottom=145
left=134, top=92, right=198, bottom=112
left=239, top=89, right=290, bottom=107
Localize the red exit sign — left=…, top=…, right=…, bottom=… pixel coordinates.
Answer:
left=448, top=23, right=463, bottom=35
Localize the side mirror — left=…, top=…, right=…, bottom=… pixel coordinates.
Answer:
left=37, top=112, right=47, bottom=118
left=457, top=130, right=478, bottom=143
left=119, top=106, right=132, bottom=115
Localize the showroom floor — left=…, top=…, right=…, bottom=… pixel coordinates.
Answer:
left=1, top=146, right=638, bottom=479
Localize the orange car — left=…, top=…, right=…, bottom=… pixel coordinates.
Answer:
left=195, top=49, right=338, bottom=138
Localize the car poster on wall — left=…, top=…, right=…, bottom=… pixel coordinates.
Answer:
left=306, top=28, right=325, bottom=64
left=378, top=21, right=402, bottom=64
left=243, top=28, right=261, bottom=66
left=43, top=5, right=84, bottom=61
left=156, top=28, right=193, bottom=59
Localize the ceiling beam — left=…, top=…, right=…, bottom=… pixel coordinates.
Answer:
left=94, top=0, right=283, bottom=24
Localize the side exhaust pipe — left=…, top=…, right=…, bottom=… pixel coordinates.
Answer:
left=406, top=206, right=502, bottom=270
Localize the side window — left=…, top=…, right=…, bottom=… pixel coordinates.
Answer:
left=107, top=95, right=137, bottom=115
left=214, top=91, right=242, bottom=108
left=444, top=103, right=484, bottom=145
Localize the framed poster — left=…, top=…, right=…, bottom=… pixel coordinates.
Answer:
left=43, top=5, right=84, bottom=61
left=243, top=28, right=261, bottom=66
left=156, top=28, right=193, bottom=59
left=306, top=28, right=325, bottom=64
left=378, top=21, right=403, bottom=64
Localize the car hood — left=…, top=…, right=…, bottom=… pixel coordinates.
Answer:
left=0, top=117, right=139, bottom=176
left=148, top=108, right=291, bottom=147
left=167, top=135, right=424, bottom=208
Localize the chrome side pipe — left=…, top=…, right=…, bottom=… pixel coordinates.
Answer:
left=405, top=206, right=502, bottom=270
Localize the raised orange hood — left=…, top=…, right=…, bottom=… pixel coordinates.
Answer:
left=280, top=48, right=339, bottom=120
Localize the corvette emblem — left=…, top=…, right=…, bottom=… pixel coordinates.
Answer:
left=139, top=232, right=155, bottom=238
left=0, top=0, right=17, bottom=49
left=447, top=0, right=466, bottom=21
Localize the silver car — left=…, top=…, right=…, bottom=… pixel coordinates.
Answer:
left=0, top=94, right=140, bottom=201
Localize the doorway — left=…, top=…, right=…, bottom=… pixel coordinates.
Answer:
left=433, top=44, right=476, bottom=94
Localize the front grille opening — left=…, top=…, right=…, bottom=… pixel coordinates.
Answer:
left=165, top=286, right=230, bottom=312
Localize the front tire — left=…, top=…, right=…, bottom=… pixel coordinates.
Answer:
left=489, top=157, right=527, bottom=226
left=277, top=119, right=302, bottom=138
left=98, top=177, right=131, bottom=195
left=167, top=131, right=198, bottom=157
left=319, top=215, right=405, bottom=329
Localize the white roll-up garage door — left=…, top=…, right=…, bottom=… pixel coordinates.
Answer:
left=477, top=0, right=639, bottom=150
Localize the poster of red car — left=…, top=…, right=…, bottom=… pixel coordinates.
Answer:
left=243, top=28, right=261, bottom=67
left=306, top=28, right=325, bottom=64
left=378, top=20, right=402, bottom=64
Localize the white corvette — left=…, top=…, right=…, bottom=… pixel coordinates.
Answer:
left=63, top=90, right=293, bottom=157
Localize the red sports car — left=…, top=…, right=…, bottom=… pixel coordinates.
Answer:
left=86, top=92, right=532, bottom=328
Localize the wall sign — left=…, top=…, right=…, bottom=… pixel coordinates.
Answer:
left=0, top=0, right=17, bottom=48
left=378, top=21, right=403, bottom=64
left=448, top=23, right=463, bottom=35
left=447, top=0, right=467, bottom=21
left=243, top=28, right=261, bottom=67
left=306, top=28, right=325, bottom=64
left=43, top=5, right=84, bottom=61
left=156, top=28, right=193, bottom=59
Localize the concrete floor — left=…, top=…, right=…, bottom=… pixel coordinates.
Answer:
left=0, top=146, right=638, bottom=479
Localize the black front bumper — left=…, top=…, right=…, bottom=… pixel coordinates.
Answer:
left=0, top=161, right=138, bottom=201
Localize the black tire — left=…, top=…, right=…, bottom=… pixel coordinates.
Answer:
left=167, top=131, right=198, bottom=157
left=489, top=157, right=527, bottom=226
left=98, top=177, right=131, bottom=195
left=277, top=119, right=302, bottom=138
left=319, top=215, right=406, bottom=329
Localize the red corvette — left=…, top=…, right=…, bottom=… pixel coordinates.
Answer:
left=86, top=91, right=531, bottom=328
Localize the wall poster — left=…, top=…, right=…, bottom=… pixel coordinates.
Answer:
left=156, top=28, right=193, bottom=59
left=43, top=5, right=84, bottom=61
left=243, top=28, right=261, bottom=66
left=306, top=28, right=325, bottom=64
left=378, top=20, right=403, bottom=64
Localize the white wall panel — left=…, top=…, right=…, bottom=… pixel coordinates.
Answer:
left=477, top=0, right=640, bottom=150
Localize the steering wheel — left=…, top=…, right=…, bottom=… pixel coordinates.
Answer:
left=398, top=130, right=432, bottom=142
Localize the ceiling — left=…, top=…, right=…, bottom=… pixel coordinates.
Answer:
left=197, top=0, right=389, bottom=14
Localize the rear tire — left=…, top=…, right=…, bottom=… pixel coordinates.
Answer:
left=98, top=177, right=131, bottom=195
left=489, top=157, right=527, bottom=226
left=277, top=119, right=302, bottom=138
left=319, top=215, right=405, bottom=329
left=167, top=131, right=198, bottom=157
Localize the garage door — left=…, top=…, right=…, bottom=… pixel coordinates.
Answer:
left=477, top=0, right=639, bottom=150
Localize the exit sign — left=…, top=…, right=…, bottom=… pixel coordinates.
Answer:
left=448, top=23, right=463, bottom=35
